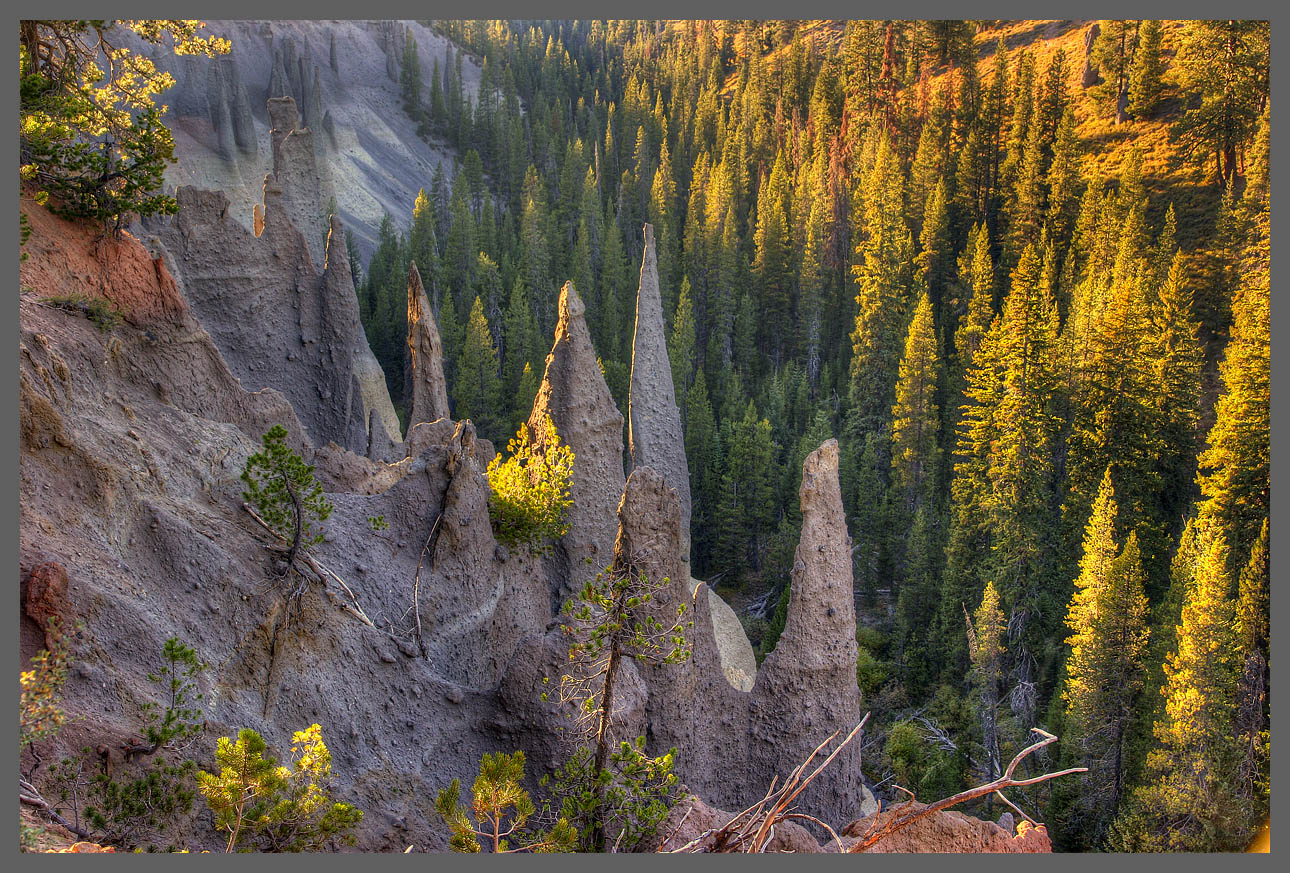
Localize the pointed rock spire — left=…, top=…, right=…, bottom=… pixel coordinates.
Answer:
left=528, top=281, right=625, bottom=604
left=405, top=261, right=451, bottom=434
left=751, top=439, right=862, bottom=825
left=628, top=223, right=691, bottom=556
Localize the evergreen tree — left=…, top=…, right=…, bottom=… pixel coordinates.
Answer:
left=454, top=296, right=504, bottom=440
left=1110, top=524, right=1243, bottom=851
left=668, top=277, right=697, bottom=406
left=1059, top=471, right=1150, bottom=846
left=847, top=131, right=917, bottom=438
left=1172, top=20, right=1270, bottom=185
left=1127, top=20, right=1165, bottom=119
left=967, top=581, right=1006, bottom=782
left=890, top=291, right=941, bottom=514
left=1233, top=519, right=1269, bottom=823
left=400, top=31, right=423, bottom=121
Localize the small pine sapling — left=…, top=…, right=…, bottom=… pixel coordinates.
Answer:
left=47, top=636, right=210, bottom=850
left=241, top=424, right=333, bottom=581
left=435, top=751, right=576, bottom=853
left=197, top=724, right=362, bottom=853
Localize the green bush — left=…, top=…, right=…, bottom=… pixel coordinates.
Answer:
left=883, top=719, right=966, bottom=803
left=543, top=740, right=679, bottom=853
left=485, top=415, right=574, bottom=552
left=197, top=724, right=362, bottom=853
left=855, top=646, right=889, bottom=698
left=435, top=751, right=576, bottom=853
left=241, top=425, right=333, bottom=566
left=42, top=294, right=121, bottom=331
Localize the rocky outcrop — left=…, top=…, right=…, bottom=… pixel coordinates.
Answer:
left=628, top=223, right=692, bottom=560
left=706, top=587, right=756, bottom=692
left=22, top=562, right=70, bottom=649
left=749, top=439, right=862, bottom=827
left=205, top=50, right=256, bottom=160
left=266, top=97, right=328, bottom=269
left=404, top=261, right=451, bottom=434
left=151, top=97, right=401, bottom=461
left=836, top=805, right=1052, bottom=853
left=1081, top=23, right=1101, bottom=88
left=527, top=282, right=626, bottom=607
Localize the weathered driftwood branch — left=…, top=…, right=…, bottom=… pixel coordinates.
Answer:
left=668, top=714, right=868, bottom=853
left=846, top=727, right=1085, bottom=852
left=20, top=776, right=91, bottom=840
left=240, top=501, right=374, bottom=628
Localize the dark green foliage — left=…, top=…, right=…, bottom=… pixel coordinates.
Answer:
left=358, top=21, right=1265, bottom=850
left=41, top=293, right=121, bottom=332
left=240, top=425, right=332, bottom=565
left=47, top=636, right=208, bottom=851
left=544, top=740, right=679, bottom=853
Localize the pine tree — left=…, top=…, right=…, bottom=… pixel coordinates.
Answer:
left=1194, top=220, right=1269, bottom=572
left=454, top=296, right=504, bottom=440
left=400, top=31, right=423, bottom=121
left=668, top=276, right=697, bottom=406
left=1059, top=471, right=1150, bottom=845
left=967, top=581, right=1006, bottom=782
left=1172, top=20, right=1269, bottom=185
left=1233, top=519, right=1269, bottom=823
left=1127, top=19, right=1165, bottom=119
left=684, top=370, right=719, bottom=575
left=890, top=291, right=941, bottom=514
left=1109, top=524, right=1243, bottom=851
left=1091, top=20, right=1140, bottom=123
left=847, top=131, right=917, bottom=438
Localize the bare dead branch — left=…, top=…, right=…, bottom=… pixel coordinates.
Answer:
left=846, top=728, right=1086, bottom=852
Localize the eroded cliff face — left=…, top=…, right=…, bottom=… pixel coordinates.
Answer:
left=403, top=262, right=452, bottom=438
left=148, top=97, right=401, bottom=462
left=132, top=20, right=481, bottom=259
left=627, top=224, right=692, bottom=562
left=527, top=282, right=626, bottom=609
left=19, top=183, right=1033, bottom=853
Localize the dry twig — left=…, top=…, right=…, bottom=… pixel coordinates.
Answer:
left=668, top=714, right=868, bottom=853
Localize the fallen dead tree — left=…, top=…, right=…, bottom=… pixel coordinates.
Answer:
left=845, top=727, right=1084, bottom=852
left=664, top=720, right=1083, bottom=853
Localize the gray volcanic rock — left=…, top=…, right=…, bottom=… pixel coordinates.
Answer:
left=628, top=223, right=692, bottom=558
left=266, top=97, right=328, bottom=269
left=152, top=100, right=402, bottom=462
left=404, top=261, right=452, bottom=434
left=750, top=439, right=863, bottom=827
left=706, top=587, right=757, bottom=692
left=137, top=21, right=481, bottom=260
left=528, top=281, right=626, bottom=608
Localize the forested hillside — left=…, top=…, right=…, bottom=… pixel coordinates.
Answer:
left=351, top=20, right=1269, bottom=851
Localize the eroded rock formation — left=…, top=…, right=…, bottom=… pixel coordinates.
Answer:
left=152, top=97, right=401, bottom=461
left=527, top=281, right=626, bottom=607
left=404, top=261, right=451, bottom=434
left=750, top=439, right=862, bottom=825
left=628, top=224, right=692, bottom=558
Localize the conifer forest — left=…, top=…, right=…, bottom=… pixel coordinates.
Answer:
left=18, top=18, right=1270, bottom=853
left=351, top=20, right=1269, bottom=852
